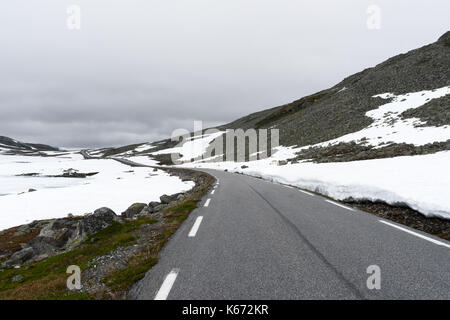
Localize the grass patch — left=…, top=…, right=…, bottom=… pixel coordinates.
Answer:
left=171, top=200, right=198, bottom=214
left=166, top=200, right=198, bottom=223
left=105, top=256, right=158, bottom=292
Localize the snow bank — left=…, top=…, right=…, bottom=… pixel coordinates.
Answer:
left=182, top=151, right=450, bottom=219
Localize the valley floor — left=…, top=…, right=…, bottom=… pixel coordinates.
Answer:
left=0, top=153, right=194, bottom=231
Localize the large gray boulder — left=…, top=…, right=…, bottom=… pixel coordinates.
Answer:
left=122, top=203, right=147, bottom=219
left=148, top=201, right=162, bottom=213
left=2, top=247, right=34, bottom=268
left=160, top=193, right=183, bottom=204
left=1, top=208, right=118, bottom=269
left=79, top=207, right=116, bottom=236
left=159, top=194, right=174, bottom=204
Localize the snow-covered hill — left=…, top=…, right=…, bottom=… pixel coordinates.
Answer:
left=0, top=136, right=59, bottom=155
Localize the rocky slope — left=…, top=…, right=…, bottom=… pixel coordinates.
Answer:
left=218, top=31, right=450, bottom=149
left=96, top=31, right=450, bottom=163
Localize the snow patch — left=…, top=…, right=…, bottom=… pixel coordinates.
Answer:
left=0, top=154, right=194, bottom=230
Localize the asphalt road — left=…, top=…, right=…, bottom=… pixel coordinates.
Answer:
left=126, top=168, right=450, bottom=299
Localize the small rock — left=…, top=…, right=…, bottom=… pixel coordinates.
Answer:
left=28, top=188, right=36, bottom=193
left=12, top=275, right=23, bottom=282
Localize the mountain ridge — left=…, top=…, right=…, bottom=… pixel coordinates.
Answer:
left=0, top=136, right=59, bottom=153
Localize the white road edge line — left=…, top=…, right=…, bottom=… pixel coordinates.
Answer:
left=379, top=220, right=450, bottom=249
left=204, top=198, right=211, bottom=207
left=188, top=216, right=204, bottom=237
left=325, top=199, right=355, bottom=211
left=154, top=269, right=180, bottom=300
left=299, top=189, right=314, bottom=196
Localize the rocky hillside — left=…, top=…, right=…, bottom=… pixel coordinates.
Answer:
left=213, top=31, right=450, bottom=161
left=97, top=31, right=449, bottom=164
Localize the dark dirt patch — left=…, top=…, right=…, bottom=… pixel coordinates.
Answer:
left=347, top=200, right=450, bottom=241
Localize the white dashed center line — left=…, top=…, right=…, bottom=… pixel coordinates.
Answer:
left=188, top=216, right=204, bottom=237
left=204, top=198, right=211, bottom=207
left=154, top=269, right=179, bottom=300
left=299, top=189, right=314, bottom=196
left=325, top=199, right=355, bottom=211
left=380, top=220, right=450, bottom=248
left=211, top=190, right=215, bottom=195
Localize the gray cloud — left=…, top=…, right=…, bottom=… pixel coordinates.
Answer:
left=0, top=0, right=448, bottom=147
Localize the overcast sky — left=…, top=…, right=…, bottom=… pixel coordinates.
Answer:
left=0, top=1, right=448, bottom=147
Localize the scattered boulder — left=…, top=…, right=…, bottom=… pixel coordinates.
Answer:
left=122, top=203, right=147, bottom=219
left=33, top=219, right=76, bottom=249
left=138, top=206, right=152, bottom=216
left=147, top=201, right=161, bottom=213
left=27, top=237, right=59, bottom=256
left=79, top=207, right=117, bottom=236
left=2, top=207, right=119, bottom=268
left=2, top=247, right=34, bottom=268
left=28, top=188, right=36, bottom=193
left=241, top=165, right=249, bottom=169
left=153, top=204, right=167, bottom=212
left=149, top=201, right=160, bottom=208
left=160, top=194, right=180, bottom=204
